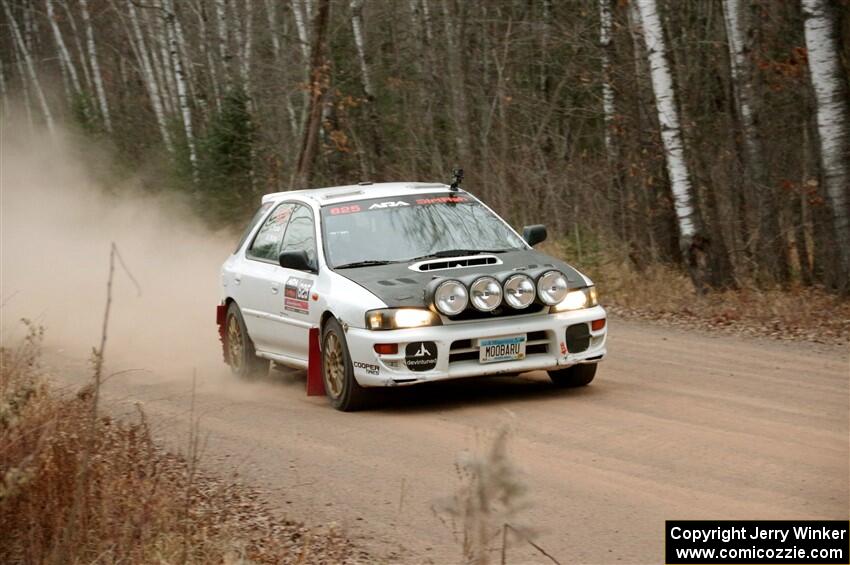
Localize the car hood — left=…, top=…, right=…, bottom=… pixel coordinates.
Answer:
left=331, top=249, right=586, bottom=308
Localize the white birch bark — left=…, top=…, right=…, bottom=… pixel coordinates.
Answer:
left=163, top=0, right=198, bottom=182
left=0, top=56, right=8, bottom=117
left=79, top=0, right=112, bottom=132
left=635, top=0, right=698, bottom=239
left=599, top=0, right=615, bottom=161
left=291, top=0, right=311, bottom=60
left=263, top=0, right=298, bottom=134
left=46, top=0, right=82, bottom=95
left=3, top=0, right=55, bottom=133
left=239, top=0, right=253, bottom=89
left=214, top=0, right=231, bottom=86
left=801, top=0, right=850, bottom=276
left=151, top=1, right=178, bottom=114
left=60, top=1, right=92, bottom=91
left=126, top=0, right=173, bottom=152
left=349, top=0, right=373, bottom=99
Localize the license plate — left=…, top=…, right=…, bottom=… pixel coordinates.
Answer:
left=479, top=335, right=527, bottom=364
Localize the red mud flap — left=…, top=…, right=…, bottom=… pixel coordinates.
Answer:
left=216, top=303, right=229, bottom=363
left=306, top=327, right=325, bottom=396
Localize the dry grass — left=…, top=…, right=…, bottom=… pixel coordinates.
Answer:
left=0, top=323, right=363, bottom=564
left=541, top=238, right=850, bottom=345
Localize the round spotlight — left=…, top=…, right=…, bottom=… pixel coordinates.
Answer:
left=503, top=274, right=535, bottom=309
left=537, top=270, right=569, bottom=305
left=469, top=276, right=502, bottom=311
left=434, top=280, right=469, bottom=315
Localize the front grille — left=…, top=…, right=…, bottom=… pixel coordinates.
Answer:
left=448, top=330, right=550, bottom=364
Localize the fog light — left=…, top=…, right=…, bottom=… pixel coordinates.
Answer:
left=503, top=274, right=535, bottom=309
left=470, top=276, right=502, bottom=311
left=374, top=343, right=398, bottom=355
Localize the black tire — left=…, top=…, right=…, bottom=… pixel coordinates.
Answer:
left=321, top=318, right=369, bottom=411
left=547, top=363, right=597, bottom=388
left=225, top=302, right=269, bottom=378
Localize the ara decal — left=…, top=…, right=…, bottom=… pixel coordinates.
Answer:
left=284, top=276, right=313, bottom=314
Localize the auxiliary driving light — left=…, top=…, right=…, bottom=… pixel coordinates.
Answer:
left=434, top=280, right=469, bottom=315
left=537, top=270, right=569, bottom=305
left=469, top=276, right=502, bottom=311
left=503, top=274, right=535, bottom=309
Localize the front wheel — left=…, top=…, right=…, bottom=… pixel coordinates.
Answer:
left=225, top=302, right=269, bottom=378
left=547, top=363, right=597, bottom=388
left=322, top=318, right=369, bottom=411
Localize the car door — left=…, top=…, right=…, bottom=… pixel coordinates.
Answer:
left=238, top=202, right=295, bottom=354
left=272, top=204, right=320, bottom=361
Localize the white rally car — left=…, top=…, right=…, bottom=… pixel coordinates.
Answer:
left=218, top=181, right=607, bottom=410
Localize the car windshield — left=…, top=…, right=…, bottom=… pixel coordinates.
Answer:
left=320, top=192, right=526, bottom=268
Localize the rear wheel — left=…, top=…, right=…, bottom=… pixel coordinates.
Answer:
left=547, top=363, right=597, bottom=388
left=322, top=318, right=369, bottom=411
left=226, top=302, right=268, bottom=378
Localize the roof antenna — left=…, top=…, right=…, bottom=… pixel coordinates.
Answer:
left=450, top=168, right=464, bottom=191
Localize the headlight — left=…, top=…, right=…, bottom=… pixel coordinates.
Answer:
left=550, top=286, right=599, bottom=312
left=366, top=308, right=441, bottom=330
left=536, top=270, right=569, bottom=305
left=503, top=274, right=535, bottom=309
left=434, top=280, right=469, bottom=315
left=469, top=276, right=502, bottom=311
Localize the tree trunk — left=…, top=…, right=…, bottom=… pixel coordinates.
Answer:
left=722, top=0, right=790, bottom=285
left=293, top=0, right=330, bottom=187
left=126, top=0, right=173, bottom=153
left=441, top=0, right=472, bottom=164
left=214, top=0, right=231, bottom=87
left=2, top=0, right=55, bottom=133
left=46, top=0, right=82, bottom=96
left=163, top=0, right=198, bottom=183
left=635, top=0, right=719, bottom=290
left=79, top=0, right=112, bottom=132
left=801, top=0, right=850, bottom=287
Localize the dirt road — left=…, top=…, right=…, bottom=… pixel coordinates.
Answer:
left=46, top=319, right=848, bottom=564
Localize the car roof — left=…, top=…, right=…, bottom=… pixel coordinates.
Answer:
left=260, top=182, right=456, bottom=206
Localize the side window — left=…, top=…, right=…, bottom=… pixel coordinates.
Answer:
left=247, top=203, right=295, bottom=261
left=281, top=205, right=317, bottom=269
left=234, top=202, right=273, bottom=253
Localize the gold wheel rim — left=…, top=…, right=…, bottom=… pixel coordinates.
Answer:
left=323, top=332, right=345, bottom=398
left=227, top=314, right=243, bottom=369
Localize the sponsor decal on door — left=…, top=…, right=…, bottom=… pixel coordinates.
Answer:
left=284, top=276, right=313, bottom=314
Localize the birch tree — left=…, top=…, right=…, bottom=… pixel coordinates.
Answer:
left=163, top=0, right=198, bottom=182
left=46, top=0, right=82, bottom=96
left=801, top=0, right=850, bottom=283
left=635, top=0, right=712, bottom=288
left=126, top=0, right=173, bottom=152
left=79, top=0, right=112, bottom=132
left=722, top=0, right=789, bottom=284
left=294, top=0, right=330, bottom=187
left=2, top=0, right=54, bottom=133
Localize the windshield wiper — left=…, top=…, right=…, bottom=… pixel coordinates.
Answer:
left=406, top=249, right=513, bottom=262
left=334, top=259, right=399, bottom=269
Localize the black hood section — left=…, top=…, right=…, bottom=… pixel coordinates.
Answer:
left=334, top=249, right=585, bottom=308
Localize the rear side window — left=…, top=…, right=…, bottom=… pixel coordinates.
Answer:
left=281, top=205, right=317, bottom=268
left=234, top=202, right=273, bottom=253
left=247, top=203, right=295, bottom=261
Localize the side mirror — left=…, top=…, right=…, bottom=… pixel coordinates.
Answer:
left=522, top=224, right=547, bottom=247
left=279, top=250, right=315, bottom=272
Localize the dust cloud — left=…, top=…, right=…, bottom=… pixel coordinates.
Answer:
left=1, top=123, right=236, bottom=381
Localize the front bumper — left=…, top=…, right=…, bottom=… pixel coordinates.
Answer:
left=345, top=305, right=607, bottom=387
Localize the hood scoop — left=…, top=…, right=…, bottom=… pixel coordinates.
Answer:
left=410, top=254, right=502, bottom=272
